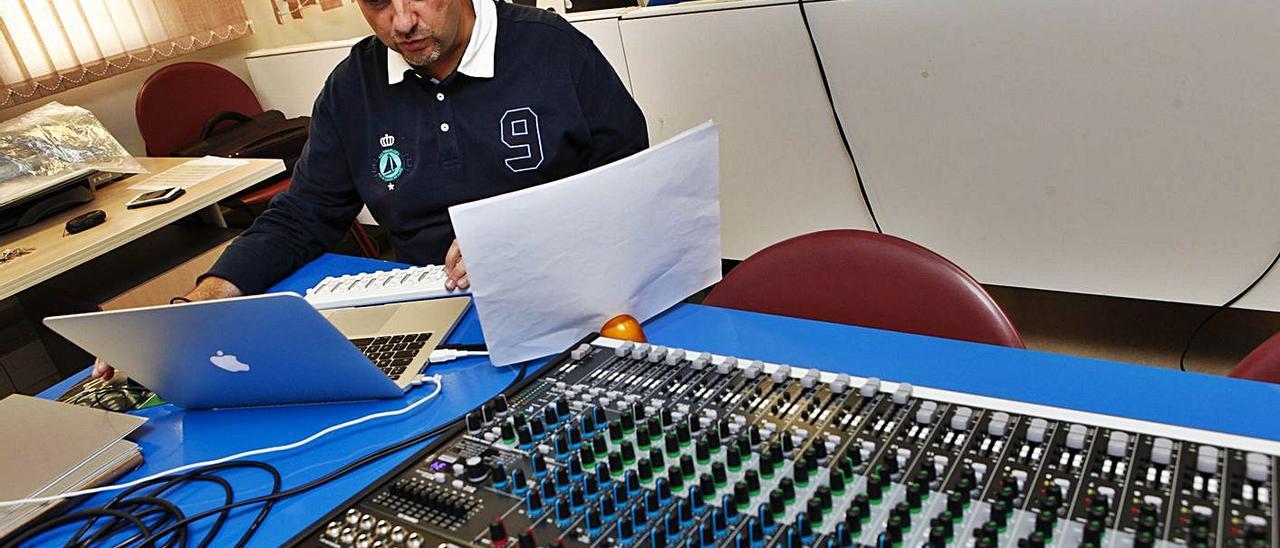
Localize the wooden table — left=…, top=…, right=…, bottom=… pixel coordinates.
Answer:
left=0, top=157, right=284, bottom=302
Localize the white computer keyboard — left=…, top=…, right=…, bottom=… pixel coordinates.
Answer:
left=302, top=265, right=469, bottom=309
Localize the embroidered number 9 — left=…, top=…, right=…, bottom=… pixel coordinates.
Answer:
left=501, top=108, right=543, bottom=172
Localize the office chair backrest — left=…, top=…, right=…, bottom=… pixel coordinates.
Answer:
left=1228, top=331, right=1280, bottom=384
left=704, top=229, right=1026, bottom=348
left=136, top=62, right=264, bottom=156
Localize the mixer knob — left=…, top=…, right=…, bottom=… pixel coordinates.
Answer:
left=1082, top=518, right=1104, bottom=543
left=542, top=405, right=558, bottom=426
left=621, top=442, right=638, bottom=464
left=679, top=498, right=695, bottom=523
left=501, top=420, right=517, bottom=444
left=885, top=514, right=905, bottom=542
left=745, top=470, right=761, bottom=494
left=531, top=453, right=548, bottom=477
left=615, top=341, right=634, bottom=357
left=585, top=507, right=603, bottom=533
left=892, top=383, right=913, bottom=405
left=554, top=433, right=570, bottom=457
left=800, top=369, right=819, bottom=389
left=632, top=401, right=647, bottom=422
left=666, top=348, right=686, bottom=365
left=712, top=462, right=728, bottom=486
left=716, top=358, right=735, bottom=375
left=906, top=481, right=925, bottom=509
left=950, top=407, right=973, bottom=431
left=632, top=501, right=647, bottom=524
left=793, top=458, right=810, bottom=485
left=526, top=488, right=544, bottom=516
left=1197, top=445, right=1220, bottom=474
left=660, top=407, right=676, bottom=428
left=1107, top=431, right=1130, bottom=458
left=555, top=467, right=572, bottom=490
left=493, top=394, right=509, bottom=414
left=617, top=516, right=634, bottom=542
left=1065, top=424, right=1087, bottom=451
left=667, top=465, right=685, bottom=490
left=831, top=373, right=851, bottom=394
left=829, top=469, right=846, bottom=495
left=1246, top=452, right=1271, bottom=482
left=771, top=365, right=792, bottom=383
left=621, top=412, right=636, bottom=433
left=467, top=411, right=484, bottom=433
left=601, top=492, right=617, bottom=518
left=988, top=412, right=1010, bottom=437
left=637, top=458, right=654, bottom=484
left=744, top=360, right=764, bottom=379
left=584, top=474, right=600, bottom=498
left=647, top=345, right=666, bottom=363
left=405, top=533, right=423, bottom=548
left=768, top=489, right=786, bottom=518
left=843, top=505, right=863, bottom=534
left=1150, top=437, right=1173, bottom=466
left=529, top=417, right=545, bottom=439
left=929, top=523, right=948, bottom=546
left=677, top=423, right=692, bottom=445
left=593, top=406, right=608, bottom=428
left=1026, top=418, right=1048, bottom=444
left=680, top=455, right=697, bottom=479
left=916, top=401, right=938, bottom=424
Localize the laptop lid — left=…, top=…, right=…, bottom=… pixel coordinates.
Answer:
left=43, top=293, right=404, bottom=409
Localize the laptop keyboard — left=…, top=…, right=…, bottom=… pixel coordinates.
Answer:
left=350, top=332, right=433, bottom=381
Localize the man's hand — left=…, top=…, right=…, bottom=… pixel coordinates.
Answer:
left=444, top=239, right=470, bottom=291
left=89, top=277, right=244, bottom=380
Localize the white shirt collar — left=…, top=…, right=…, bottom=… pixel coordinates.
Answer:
left=386, top=0, right=496, bottom=84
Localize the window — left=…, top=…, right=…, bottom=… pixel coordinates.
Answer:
left=0, top=0, right=252, bottom=108
left=271, top=0, right=351, bottom=24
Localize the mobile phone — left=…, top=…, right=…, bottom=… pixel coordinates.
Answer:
left=126, top=187, right=185, bottom=209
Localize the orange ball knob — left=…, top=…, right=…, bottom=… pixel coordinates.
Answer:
left=601, top=314, right=646, bottom=343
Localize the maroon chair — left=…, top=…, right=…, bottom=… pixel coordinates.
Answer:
left=135, top=62, right=378, bottom=258
left=1228, top=331, right=1280, bottom=384
left=704, top=230, right=1026, bottom=348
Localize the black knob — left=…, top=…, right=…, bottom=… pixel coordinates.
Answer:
left=529, top=418, right=545, bottom=438
left=555, top=496, right=572, bottom=522
left=586, top=507, right=603, bottom=531
left=829, top=469, right=846, bottom=494
left=677, top=423, right=692, bottom=445
left=885, top=515, right=905, bottom=542
left=593, top=435, right=608, bottom=456
left=781, top=434, right=795, bottom=454
left=613, top=479, right=628, bottom=503
left=891, top=502, right=911, bottom=526
left=531, top=453, right=548, bottom=477
left=679, top=497, right=694, bottom=522
left=555, top=468, right=572, bottom=489
left=568, top=426, right=584, bottom=447
left=796, top=511, right=813, bottom=537
left=636, top=428, right=652, bottom=449
left=929, top=524, right=948, bottom=546
left=467, top=412, right=483, bottom=433
left=991, top=499, right=1010, bottom=527
left=584, top=473, right=599, bottom=497
left=696, top=439, right=711, bottom=463
left=1036, top=508, right=1055, bottom=535
left=650, top=447, right=665, bottom=470
left=835, top=522, right=852, bottom=546
left=571, top=485, right=586, bottom=508
left=609, top=420, right=624, bottom=442
left=661, top=407, right=675, bottom=427
left=723, top=494, right=739, bottom=521
left=745, top=470, right=761, bottom=494
left=500, top=420, right=516, bottom=443
left=494, top=394, right=509, bottom=413
left=510, top=467, right=527, bottom=491
left=806, top=498, right=823, bottom=522
left=632, top=401, right=646, bottom=421
left=708, top=429, right=722, bottom=451
left=527, top=488, right=544, bottom=514
left=906, top=481, right=924, bottom=509
left=595, top=460, right=611, bottom=485
left=517, top=530, right=536, bottom=548
left=665, top=511, right=681, bottom=537
left=769, top=442, right=785, bottom=468
left=513, top=413, right=528, bottom=430
left=555, top=433, right=571, bottom=456
left=621, top=442, right=637, bottom=464
left=932, top=514, right=954, bottom=538
left=517, top=424, right=534, bottom=447
left=1083, top=519, right=1103, bottom=543
left=593, top=406, right=608, bottom=428
left=947, top=489, right=965, bottom=514
left=711, top=462, right=728, bottom=486
left=540, top=478, right=556, bottom=500
left=578, top=447, right=596, bottom=468
left=668, top=465, right=684, bottom=490
left=621, top=410, right=636, bottom=432
left=556, top=398, right=571, bottom=418
left=581, top=410, right=597, bottom=433
left=699, top=473, right=716, bottom=500
left=844, top=506, right=862, bottom=534
left=647, top=489, right=661, bottom=513
left=812, top=440, right=828, bottom=460
left=626, top=470, right=641, bottom=493
left=648, top=417, right=663, bottom=438
left=738, top=433, right=752, bottom=456
left=1026, top=530, right=1048, bottom=548
left=726, top=446, right=742, bottom=470
left=601, top=492, right=616, bottom=517
left=569, top=455, right=584, bottom=478
left=815, top=485, right=832, bottom=512
left=779, top=478, right=796, bottom=502
left=608, top=451, right=624, bottom=473
left=842, top=451, right=860, bottom=473
left=690, top=485, right=706, bottom=512
left=759, top=502, right=776, bottom=529
left=769, top=489, right=786, bottom=517
left=715, top=505, right=729, bottom=532
left=658, top=478, right=673, bottom=501
left=617, top=516, right=634, bottom=541
left=680, top=455, right=696, bottom=479
left=793, top=458, right=810, bottom=485
left=688, top=415, right=701, bottom=433
left=543, top=405, right=558, bottom=426
left=665, top=434, right=681, bottom=456
left=733, top=481, right=751, bottom=508
left=851, top=495, right=870, bottom=520
left=638, top=458, right=654, bottom=483
left=631, top=502, right=646, bottom=525
left=701, top=521, right=716, bottom=546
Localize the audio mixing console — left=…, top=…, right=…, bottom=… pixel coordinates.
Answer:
left=293, top=336, right=1280, bottom=547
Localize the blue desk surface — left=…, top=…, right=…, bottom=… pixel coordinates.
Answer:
left=32, top=253, right=1280, bottom=546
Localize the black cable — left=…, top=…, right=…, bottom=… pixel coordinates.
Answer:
left=2, top=508, right=156, bottom=548
left=796, top=0, right=883, bottom=233
left=1179, top=245, right=1280, bottom=371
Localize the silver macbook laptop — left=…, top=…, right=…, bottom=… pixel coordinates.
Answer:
left=43, top=293, right=471, bottom=409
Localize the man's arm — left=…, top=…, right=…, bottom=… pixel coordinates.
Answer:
left=572, top=37, right=649, bottom=168
left=201, top=76, right=364, bottom=295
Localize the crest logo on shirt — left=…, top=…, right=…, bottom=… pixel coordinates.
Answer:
left=374, top=133, right=407, bottom=189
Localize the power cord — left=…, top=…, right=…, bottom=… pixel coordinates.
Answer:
left=4, top=358, right=530, bottom=547
left=1179, top=246, right=1280, bottom=371
left=797, top=0, right=882, bottom=233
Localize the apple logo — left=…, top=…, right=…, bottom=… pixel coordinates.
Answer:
left=210, top=350, right=251, bottom=373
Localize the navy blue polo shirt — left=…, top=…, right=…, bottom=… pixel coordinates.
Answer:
left=207, top=1, right=648, bottom=294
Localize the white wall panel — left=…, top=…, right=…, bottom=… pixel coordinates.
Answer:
left=805, top=0, right=1280, bottom=310
left=569, top=16, right=633, bottom=93
left=620, top=2, right=875, bottom=260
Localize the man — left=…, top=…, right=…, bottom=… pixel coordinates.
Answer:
left=92, top=0, right=647, bottom=378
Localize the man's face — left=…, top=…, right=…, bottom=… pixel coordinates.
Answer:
left=359, top=0, right=464, bottom=67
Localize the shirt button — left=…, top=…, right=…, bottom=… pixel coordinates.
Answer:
left=436, top=92, right=445, bottom=101
left=440, top=123, right=450, bottom=132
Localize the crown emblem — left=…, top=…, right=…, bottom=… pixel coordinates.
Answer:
left=379, top=134, right=395, bottom=148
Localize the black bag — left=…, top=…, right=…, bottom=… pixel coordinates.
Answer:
left=173, top=110, right=310, bottom=176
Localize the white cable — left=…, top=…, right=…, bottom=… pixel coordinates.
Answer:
left=427, top=349, right=490, bottom=363
left=0, top=374, right=445, bottom=508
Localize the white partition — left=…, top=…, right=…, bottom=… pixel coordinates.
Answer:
left=245, top=38, right=362, bottom=119
left=567, top=11, right=633, bottom=93
left=804, top=0, right=1280, bottom=310
left=619, top=0, right=875, bottom=260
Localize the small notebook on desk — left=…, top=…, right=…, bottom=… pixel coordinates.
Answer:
left=0, top=395, right=147, bottom=538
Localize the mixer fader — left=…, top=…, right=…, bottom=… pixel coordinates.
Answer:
left=294, top=336, right=1280, bottom=547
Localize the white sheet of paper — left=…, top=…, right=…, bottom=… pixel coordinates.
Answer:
left=129, top=156, right=249, bottom=191
left=449, top=122, right=722, bottom=365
